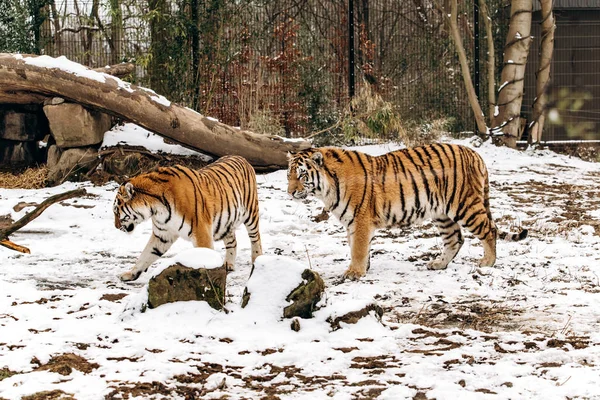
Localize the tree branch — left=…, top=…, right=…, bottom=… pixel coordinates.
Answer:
left=0, top=189, right=88, bottom=253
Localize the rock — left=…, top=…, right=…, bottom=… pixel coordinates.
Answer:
left=147, top=264, right=226, bottom=310
left=283, top=269, right=325, bottom=319
left=44, top=97, right=65, bottom=106
left=327, top=303, right=384, bottom=331
left=47, top=147, right=98, bottom=185
left=44, top=103, right=112, bottom=148
left=46, top=145, right=62, bottom=168
left=290, top=318, right=301, bottom=332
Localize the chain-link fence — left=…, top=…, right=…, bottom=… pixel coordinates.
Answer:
left=31, top=0, right=476, bottom=139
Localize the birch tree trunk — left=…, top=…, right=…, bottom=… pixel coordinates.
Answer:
left=529, top=0, right=555, bottom=144
left=491, top=0, right=533, bottom=148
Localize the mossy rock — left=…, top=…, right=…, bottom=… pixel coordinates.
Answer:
left=283, top=269, right=325, bottom=319
left=147, top=263, right=226, bottom=310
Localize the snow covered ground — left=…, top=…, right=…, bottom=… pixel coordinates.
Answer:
left=1, top=135, right=600, bottom=399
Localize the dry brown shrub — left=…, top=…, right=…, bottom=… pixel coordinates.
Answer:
left=0, top=166, right=48, bottom=189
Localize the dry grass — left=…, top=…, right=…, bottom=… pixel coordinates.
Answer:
left=0, top=166, right=48, bottom=189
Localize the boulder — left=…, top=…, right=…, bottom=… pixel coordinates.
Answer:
left=147, top=263, right=227, bottom=310
left=283, top=269, right=325, bottom=319
left=46, top=145, right=62, bottom=168
left=147, top=248, right=226, bottom=310
left=44, top=103, right=112, bottom=148
left=47, top=147, right=98, bottom=185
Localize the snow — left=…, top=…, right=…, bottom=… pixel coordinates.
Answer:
left=1, top=136, right=600, bottom=399
left=242, top=255, right=306, bottom=322
left=101, top=123, right=212, bottom=160
left=151, top=248, right=223, bottom=278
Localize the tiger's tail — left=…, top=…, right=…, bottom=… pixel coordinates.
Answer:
left=484, top=169, right=529, bottom=242
left=499, top=228, right=529, bottom=242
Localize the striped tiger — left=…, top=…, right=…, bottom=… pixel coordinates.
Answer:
left=287, top=143, right=528, bottom=280
left=113, top=155, right=263, bottom=281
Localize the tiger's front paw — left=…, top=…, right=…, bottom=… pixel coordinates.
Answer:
left=119, top=270, right=141, bottom=282
left=342, top=267, right=366, bottom=281
left=427, top=259, right=449, bottom=270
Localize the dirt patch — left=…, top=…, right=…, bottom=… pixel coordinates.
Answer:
left=35, top=353, right=99, bottom=375
left=100, top=293, right=129, bottom=302
left=498, top=179, right=600, bottom=236
left=350, top=355, right=401, bottom=369
left=21, top=390, right=75, bottom=400
left=105, top=381, right=172, bottom=399
left=396, top=299, right=523, bottom=333
left=327, top=303, right=384, bottom=330
left=0, top=367, right=16, bottom=381
left=546, top=337, right=590, bottom=350
left=0, top=214, right=14, bottom=230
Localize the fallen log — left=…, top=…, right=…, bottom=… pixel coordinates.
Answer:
left=92, top=62, right=135, bottom=78
left=0, top=188, right=87, bottom=253
left=0, top=53, right=311, bottom=169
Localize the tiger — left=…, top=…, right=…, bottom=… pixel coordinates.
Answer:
left=113, top=155, right=263, bottom=282
left=287, top=143, right=528, bottom=280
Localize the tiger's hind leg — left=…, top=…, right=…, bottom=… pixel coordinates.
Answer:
left=244, top=212, right=263, bottom=264
left=457, top=204, right=497, bottom=267
left=223, top=231, right=237, bottom=271
left=428, top=216, right=464, bottom=270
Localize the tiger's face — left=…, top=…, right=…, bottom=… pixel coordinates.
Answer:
left=113, top=182, right=145, bottom=233
left=287, top=150, right=324, bottom=199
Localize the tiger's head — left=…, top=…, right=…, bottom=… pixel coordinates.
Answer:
left=113, top=182, right=150, bottom=233
left=287, top=149, right=325, bottom=200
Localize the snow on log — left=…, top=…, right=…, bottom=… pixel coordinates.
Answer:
left=0, top=53, right=311, bottom=169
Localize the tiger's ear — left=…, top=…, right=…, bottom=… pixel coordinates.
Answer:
left=286, top=151, right=295, bottom=161
left=311, top=151, right=323, bottom=166
left=124, top=182, right=135, bottom=201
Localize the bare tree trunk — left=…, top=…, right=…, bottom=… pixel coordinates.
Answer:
left=148, top=0, right=170, bottom=96
left=491, top=0, right=533, bottom=148
left=447, top=0, right=487, bottom=135
left=529, top=0, right=555, bottom=144
left=50, top=0, right=62, bottom=55
left=480, top=0, right=496, bottom=120
left=109, top=0, right=123, bottom=65
left=0, top=53, right=311, bottom=169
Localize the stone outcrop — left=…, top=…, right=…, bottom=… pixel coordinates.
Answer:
left=147, top=263, right=227, bottom=310
left=283, top=269, right=325, bottom=319
left=43, top=102, right=112, bottom=148
left=47, top=147, right=99, bottom=185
